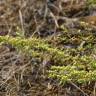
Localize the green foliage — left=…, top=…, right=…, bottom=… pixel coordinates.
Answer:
left=48, top=55, right=96, bottom=84
left=0, top=35, right=71, bottom=64
left=87, top=0, right=96, bottom=4
left=49, top=65, right=96, bottom=84
left=0, top=34, right=96, bottom=84
left=87, top=0, right=96, bottom=7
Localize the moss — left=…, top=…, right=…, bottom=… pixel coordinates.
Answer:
left=49, top=65, right=96, bottom=84
left=0, top=35, right=73, bottom=65
left=0, top=32, right=96, bottom=84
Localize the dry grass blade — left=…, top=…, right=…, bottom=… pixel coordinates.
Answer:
left=19, top=9, right=25, bottom=36
left=69, top=81, right=89, bottom=96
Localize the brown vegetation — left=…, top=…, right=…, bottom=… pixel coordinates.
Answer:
left=0, top=0, right=96, bottom=96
